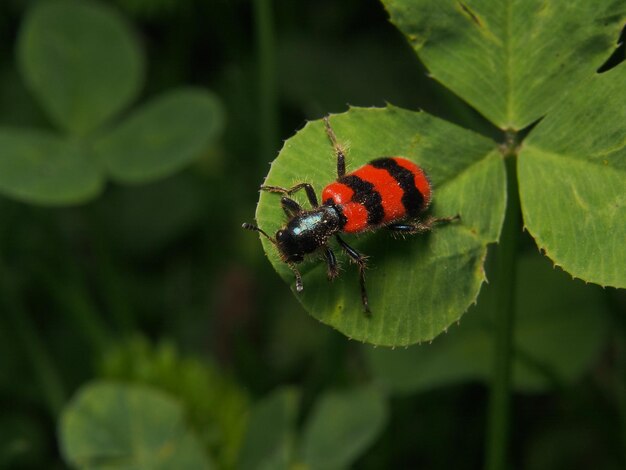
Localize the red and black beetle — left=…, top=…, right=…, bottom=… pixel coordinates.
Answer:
left=243, top=117, right=458, bottom=314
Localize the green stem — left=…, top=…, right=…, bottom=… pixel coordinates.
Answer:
left=618, top=329, right=626, bottom=468
left=484, top=134, right=521, bottom=470
left=38, top=266, right=110, bottom=355
left=607, top=290, right=626, bottom=467
left=0, top=259, right=65, bottom=416
left=93, top=245, right=134, bottom=334
left=87, top=213, right=134, bottom=334
left=254, top=0, right=278, bottom=162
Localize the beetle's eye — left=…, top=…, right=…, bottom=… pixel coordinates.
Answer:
left=276, top=229, right=287, bottom=241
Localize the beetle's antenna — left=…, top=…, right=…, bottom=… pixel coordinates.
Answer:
left=287, top=263, right=303, bottom=292
left=242, top=223, right=276, bottom=245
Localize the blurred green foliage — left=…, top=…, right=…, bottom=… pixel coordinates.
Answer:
left=99, top=336, right=249, bottom=468
left=60, top=381, right=215, bottom=469
left=0, top=0, right=624, bottom=469
left=1, top=0, right=223, bottom=204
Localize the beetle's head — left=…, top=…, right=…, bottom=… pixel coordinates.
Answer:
left=241, top=221, right=305, bottom=292
left=275, top=228, right=305, bottom=263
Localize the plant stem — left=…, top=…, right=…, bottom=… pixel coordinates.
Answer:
left=254, top=0, right=279, bottom=162
left=617, top=326, right=626, bottom=468
left=0, top=258, right=65, bottom=416
left=484, top=134, right=521, bottom=470
left=87, top=213, right=134, bottom=334
left=33, top=247, right=110, bottom=355
left=44, top=272, right=110, bottom=355
left=607, top=290, right=626, bottom=468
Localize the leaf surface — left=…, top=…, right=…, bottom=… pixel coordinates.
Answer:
left=366, top=253, right=610, bottom=394
left=238, top=388, right=299, bottom=470
left=99, top=336, right=249, bottom=469
left=17, top=0, right=143, bottom=135
left=0, top=128, right=102, bottom=205
left=255, top=106, right=506, bottom=345
left=300, top=386, right=388, bottom=470
left=59, top=381, right=213, bottom=469
left=519, top=64, right=626, bottom=288
left=96, top=88, right=224, bottom=184
left=382, top=0, right=626, bottom=129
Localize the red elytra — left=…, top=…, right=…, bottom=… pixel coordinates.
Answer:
left=321, top=157, right=432, bottom=233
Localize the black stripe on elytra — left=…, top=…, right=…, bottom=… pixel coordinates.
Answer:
left=339, top=174, right=385, bottom=225
left=370, top=158, right=425, bottom=217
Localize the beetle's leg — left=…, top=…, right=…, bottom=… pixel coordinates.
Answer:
left=323, top=116, right=346, bottom=179
left=335, top=234, right=370, bottom=315
left=324, top=246, right=339, bottom=280
left=387, top=214, right=461, bottom=234
left=261, top=183, right=318, bottom=207
left=287, top=262, right=303, bottom=292
left=386, top=222, right=430, bottom=234
left=280, top=197, right=302, bottom=217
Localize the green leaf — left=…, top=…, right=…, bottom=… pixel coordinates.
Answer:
left=17, top=0, right=143, bottom=135
left=59, top=381, right=213, bottom=469
left=100, top=336, right=249, bottom=470
left=238, top=388, right=299, bottom=470
left=300, top=386, right=388, bottom=470
left=366, top=312, right=489, bottom=394
left=519, top=64, right=626, bottom=288
left=511, top=261, right=609, bottom=392
left=381, top=0, right=626, bottom=129
left=0, top=128, right=102, bottom=205
left=366, top=252, right=610, bottom=394
left=96, top=88, right=224, bottom=184
left=254, top=106, right=506, bottom=346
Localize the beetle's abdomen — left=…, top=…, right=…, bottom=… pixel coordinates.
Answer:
left=322, top=157, right=431, bottom=233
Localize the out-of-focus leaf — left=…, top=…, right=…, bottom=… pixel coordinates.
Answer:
left=511, top=259, right=610, bottom=392
left=519, top=64, right=626, bottom=288
left=96, top=88, right=224, bottom=184
left=238, top=388, right=299, bottom=470
left=59, top=381, right=213, bottom=469
left=100, top=336, right=249, bottom=469
left=366, top=252, right=610, bottom=393
left=300, top=386, right=388, bottom=470
left=255, top=106, right=505, bottom=346
left=0, top=65, right=47, bottom=127
left=17, top=0, right=143, bottom=135
left=382, top=0, right=626, bottom=129
left=0, top=128, right=102, bottom=205
left=366, top=312, right=490, bottom=394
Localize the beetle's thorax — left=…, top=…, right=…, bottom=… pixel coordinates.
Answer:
left=275, top=205, right=342, bottom=262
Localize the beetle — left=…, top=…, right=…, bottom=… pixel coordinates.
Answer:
left=243, top=117, right=458, bottom=314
